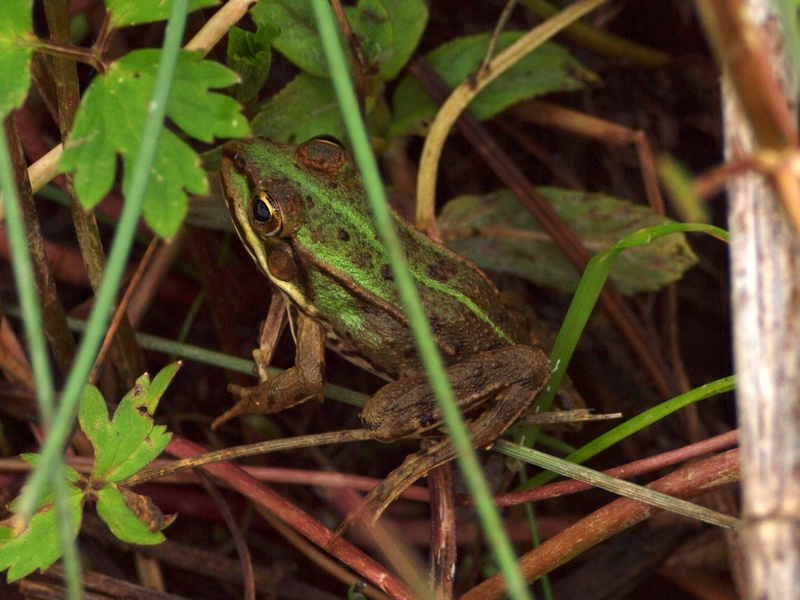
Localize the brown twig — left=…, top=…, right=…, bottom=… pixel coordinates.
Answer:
left=163, top=435, right=418, bottom=599
left=464, top=448, right=739, bottom=599
left=428, top=461, right=457, bottom=600
left=4, top=117, right=76, bottom=377
left=196, top=470, right=256, bottom=600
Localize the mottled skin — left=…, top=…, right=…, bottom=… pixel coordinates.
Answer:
left=214, top=137, right=551, bottom=542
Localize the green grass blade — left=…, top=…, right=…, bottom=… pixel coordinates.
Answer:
left=309, top=1, right=532, bottom=597
left=523, top=376, right=736, bottom=489
left=495, top=439, right=739, bottom=529
left=0, top=133, right=55, bottom=425
left=17, top=0, right=190, bottom=526
left=540, top=222, right=729, bottom=409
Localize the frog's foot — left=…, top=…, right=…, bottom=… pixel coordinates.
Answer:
left=210, top=384, right=261, bottom=430
left=326, top=440, right=452, bottom=548
left=327, top=500, right=377, bottom=548
left=329, top=384, right=537, bottom=546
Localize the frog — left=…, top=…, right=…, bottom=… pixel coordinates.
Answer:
left=214, top=136, right=553, bottom=543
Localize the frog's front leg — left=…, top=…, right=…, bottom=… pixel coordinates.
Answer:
left=329, top=345, right=550, bottom=544
left=211, top=312, right=326, bottom=430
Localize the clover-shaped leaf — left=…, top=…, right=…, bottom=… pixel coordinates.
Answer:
left=79, top=363, right=178, bottom=483
left=61, top=50, right=249, bottom=238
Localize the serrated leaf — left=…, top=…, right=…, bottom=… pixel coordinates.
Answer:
left=0, top=487, right=84, bottom=582
left=80, top=369, right=174, bottom=483
left=106, top=0, right=219, bottom=28
left=146, top=362, right=181, bottom=413
left=96, top=487, right=168, bottom=545
left=252, top=72, right=345, bottom=143
left=227, top=24, right=278, bottom=103
left=0, top=0, right=35, bottom=117
left=60, top=49, right=249, bottom=238
left=390, top=32, right=597, bottom=137
left=251, top=1, right=328, bottom=77
left=438, top=188, right=698, bottom=295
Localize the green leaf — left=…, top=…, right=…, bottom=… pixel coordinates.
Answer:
left=252, top=72, right=344, bottom=143
left=251, top=1, right=328, bottom=77
left=345, top=0, right=392, bottom=76
left=79, top=364, right=177, bottom=483
left=658, top=155, right=710, bottom=223
left=96, top=486, right=169, bottom=545
left=252, top=0, right=426, bottom=82
left=106, top=0, right=219, bottom=28
left=60, top=49, right=249, bottom=238
left=0, top=487, right=84, bottom=582
left=438, top=188, right=698, bottom=295
left=348, top=0, right=428, bottom=79
left=146, top=361, right=181, bottom=413
left=20, top=454, right=83, bottom=485
left=77, top=385, right=113, bottom=470
left=0, top=0, right=35, bottom=118
left=390, top=32, right=597, bottom=137
left=0, top=364, right=178, bottom=581
left=227, top=24, right=278, bottom=103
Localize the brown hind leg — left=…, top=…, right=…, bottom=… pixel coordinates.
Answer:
left=328, top=382, right=541, bottom=546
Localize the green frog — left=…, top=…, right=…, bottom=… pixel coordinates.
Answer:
left=215, top=136, right=552, bottom=543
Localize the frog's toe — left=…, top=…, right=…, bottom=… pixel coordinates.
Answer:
left=211, top=388, right=259, bottom=429
left=326, top=523, right=346, bottom=549
left=210, top=402, right=247, bottom=430
left=326, top=501, right=375, bottom=549
left=326, top=517, right=355, bottom=549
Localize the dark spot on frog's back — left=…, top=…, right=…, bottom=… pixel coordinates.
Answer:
left=426, top=259, right=459, bottom=283
left=419, top=415, right=436, bottom=429
left=381, top=264, right=393, bottom=281
left=305, top=194, right=314, bottom=208
left=363, top=303, right=381, bottom=315
left=429, top=314, right=445, bottom=335
left=338, top=228, right=350, bottom=242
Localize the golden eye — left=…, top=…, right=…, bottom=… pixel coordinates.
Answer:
left=250, top=189, right=282, bottom=236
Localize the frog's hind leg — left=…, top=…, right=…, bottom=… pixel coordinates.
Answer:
left=329, top=383, right=537, bottom=545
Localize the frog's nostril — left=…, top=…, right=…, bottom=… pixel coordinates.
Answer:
left=233, top=153, right=247, bottom=172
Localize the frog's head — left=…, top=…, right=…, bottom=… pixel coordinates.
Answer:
left=219, top=136, right=375, bottom=292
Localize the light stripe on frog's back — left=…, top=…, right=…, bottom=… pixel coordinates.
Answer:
left=297, top=192, right=517, bottom=348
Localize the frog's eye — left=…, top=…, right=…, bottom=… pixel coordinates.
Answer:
left=250, top=189, right=282, bottom=236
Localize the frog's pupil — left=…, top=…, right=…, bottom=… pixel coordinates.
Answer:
left=253, top=199, right=272, bottom=223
